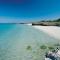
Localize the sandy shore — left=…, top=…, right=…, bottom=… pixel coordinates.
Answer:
left=32, top=26, right=60, bottom=40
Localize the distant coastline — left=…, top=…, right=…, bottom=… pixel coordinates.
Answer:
left=19, top=18, right=60, bottom=26
left=0, top=18, right=60, bottom=26
left=32, top=18, right=60, bottom=26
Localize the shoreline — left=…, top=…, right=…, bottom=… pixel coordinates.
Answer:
left=32, top=26, right=60, bottom=40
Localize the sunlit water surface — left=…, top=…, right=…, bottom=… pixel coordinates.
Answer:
left=0, top=24, right=60, bottom=60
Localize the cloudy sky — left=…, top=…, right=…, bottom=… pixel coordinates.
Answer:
left=0, top=0, right=60, bottom=22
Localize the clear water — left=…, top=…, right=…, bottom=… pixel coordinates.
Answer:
left=0, top=24, right=60, bottom=60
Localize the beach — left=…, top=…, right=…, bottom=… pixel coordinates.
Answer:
left=32, top=26, right=60, bottom=40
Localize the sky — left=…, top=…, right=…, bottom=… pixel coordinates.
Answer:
left=0, top=0, right=60, bottom=22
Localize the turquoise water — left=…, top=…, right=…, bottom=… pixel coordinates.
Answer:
left=0, top=24, right=60, bottom=60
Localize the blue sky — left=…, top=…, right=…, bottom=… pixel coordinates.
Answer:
left=0, top=0, right=60, bottom=22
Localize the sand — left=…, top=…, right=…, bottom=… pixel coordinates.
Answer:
left=33, top=26, right=60, bottom=40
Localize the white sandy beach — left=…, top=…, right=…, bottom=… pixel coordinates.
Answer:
left=32, top=26, right=60, bottom=40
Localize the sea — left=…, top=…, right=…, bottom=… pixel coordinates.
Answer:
left=0, top=24, right=60, bottom=60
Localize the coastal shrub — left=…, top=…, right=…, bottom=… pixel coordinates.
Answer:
left=26, top=45, right=32, bottom=50
left=57, top=18, right=60, bottom=22
left=40, top=45, right=47, bottom=49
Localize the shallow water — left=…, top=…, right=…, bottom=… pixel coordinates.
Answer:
left=0, top=24, right=60, bottom=60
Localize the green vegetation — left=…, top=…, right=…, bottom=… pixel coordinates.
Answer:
left=54, top=18, right=60, bottom=22
left=32, top=18, right=60, bottom=26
